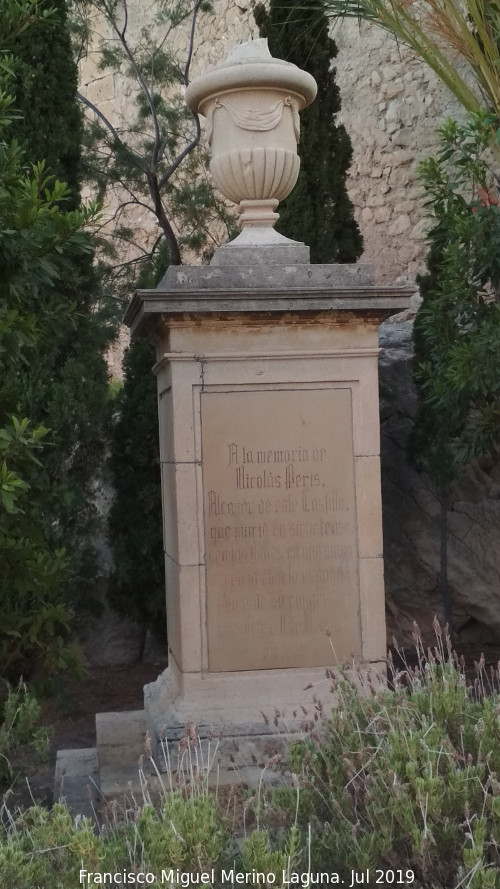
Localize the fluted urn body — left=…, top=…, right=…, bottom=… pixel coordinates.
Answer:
left=185, top=40, right=317, bottom=233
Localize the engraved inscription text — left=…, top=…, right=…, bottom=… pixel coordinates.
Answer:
left=201, top=389, right=360, bottom=671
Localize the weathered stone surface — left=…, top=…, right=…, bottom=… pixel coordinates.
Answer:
left=96, top=710, right=147, bottom=766
left=54, top=748, right=99, bottom=821
left=379, top=321, right=500, bottom=645
left=158, top=261, right=376, bottom=290
left=210, top=238, right=310, bottom=266
left=125, top=262, right=411, bottom=340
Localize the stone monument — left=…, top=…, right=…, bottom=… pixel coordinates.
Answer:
left=124, top=40, right=412, bottom=750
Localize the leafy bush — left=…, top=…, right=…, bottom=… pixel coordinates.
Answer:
left=275, top=626, right=500, bottom=888
left=0, top=803, right=101, bottom=888
left=6, top=0, right=117, bottom=626
left=107, top=339, right=164, bottom=649
left=0, top=110, right=96, bottom=680
left=0, top=793, right=229, bottom=888
left=0, top=3, right=108, bottom=682
left=408, top=113, right=500, bottom=631
left=0, top=683, right=48, bottom=789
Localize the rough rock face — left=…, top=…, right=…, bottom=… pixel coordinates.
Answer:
left=379, top=321, right=500, bottom=647
left=335, top=21, right=465, bottom=285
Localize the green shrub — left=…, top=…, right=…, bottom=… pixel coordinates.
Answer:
left=0, top=804, right=101, bottom=889
left=0, top=793, right=229, bottom=888
left=107, top=339, right=164, bottom=649
left=275, top=628, right=500, bottom=888
left=0, top=2, right=110, bottom=683
left=0, top=683, right=49, bottom=789
left=137, top=792, right=228, bottom=875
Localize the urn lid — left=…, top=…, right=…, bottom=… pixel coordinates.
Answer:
left=185, top=39, right=317, bottom=113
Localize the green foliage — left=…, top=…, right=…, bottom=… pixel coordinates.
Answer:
left=0, top=793, right=229, bottom=886
left=7, top=639, right=500, bottom=889
left=107, top=338, right=164, bottom=643
left=4, top=0, right=118, bottom=640
left=254, top=0, right=362, bottom=263
left=10, top=0, right=83, bottom=205
left=408, top=113, right=500, bottom=626
left=71, top=0, right=236, bottom=279
left=0, top=414, right=71, bottom=678
left=0, top=804, right=103, bottom=888
left=0, top=682, right=49, bottom=788
left=0, top=5, right=103, bottom=679
left=106, top=244, right=165, bottom=644
left=241, top=827, right=302, bottom=885
left=412, top=116, right=500, bottom=465
left=137, top=793, right=227, bottom=874
left=0, top=0, right=58, bottom=45
left=275, top=632, right=500, bottom=888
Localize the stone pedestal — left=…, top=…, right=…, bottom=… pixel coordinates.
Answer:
left=124, top=260, right=412, bottom=743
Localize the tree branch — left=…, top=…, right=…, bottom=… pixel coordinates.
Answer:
left=147, top=171, right=181, bottom=265
left=76, top=90, right=146, bottom=172
left=185, top=0, right=202, bottom=87
left=157, top=0, right=203, bottom=188
left=112, top=198, right=156, bottom=221
left=120, top=0, right=128, bottom=40
left=77, top=90, right=121, bottom=144
left=158, top=125, right=200, bottom=189
left=109, top=234, right=163, bottom=275
left=101, top=0, right=162, bottom=169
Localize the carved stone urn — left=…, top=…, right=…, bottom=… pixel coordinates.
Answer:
left=185, top=39, right=317, bottom=243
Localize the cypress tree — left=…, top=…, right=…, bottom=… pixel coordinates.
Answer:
left=11, top=0, right=82, bottom=206
left=107, top=339, right=165, bottom=649
left=254, top=0, right=363, bottom=263
left=6, top=0, right=116, bottom=608
left=107, top=249, right=166, bottom=648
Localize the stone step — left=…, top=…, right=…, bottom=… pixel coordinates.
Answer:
left=54, top=748, right=100, bottom=821
left=99, top=763, right=155, bottom=802
left=152, top=727, right=289, bottom=791
left=96, top=709, right=148, bottom=766
left=54, top=708, right=292, bottom=818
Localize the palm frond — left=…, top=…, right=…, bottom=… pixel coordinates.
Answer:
left=323, top=0, right=500, bottom=125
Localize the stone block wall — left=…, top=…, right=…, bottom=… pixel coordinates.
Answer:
left=334, top=21, right=463, bottom=283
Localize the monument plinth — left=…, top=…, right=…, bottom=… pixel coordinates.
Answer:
left=124, top=41, right=413, bottom=749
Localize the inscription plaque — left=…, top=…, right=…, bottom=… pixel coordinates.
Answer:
left=201, top=388, right=361, bottom=672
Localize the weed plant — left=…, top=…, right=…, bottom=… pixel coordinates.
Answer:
left=0, top=721, right=287, bottom=888
left=274, top=620, right=500, bottom=888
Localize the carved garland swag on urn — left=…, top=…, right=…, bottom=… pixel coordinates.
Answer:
left=185, top=39, right=317, bottom=233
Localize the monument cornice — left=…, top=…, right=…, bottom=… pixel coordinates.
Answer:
left=125, top=286, right=415, bottom=338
